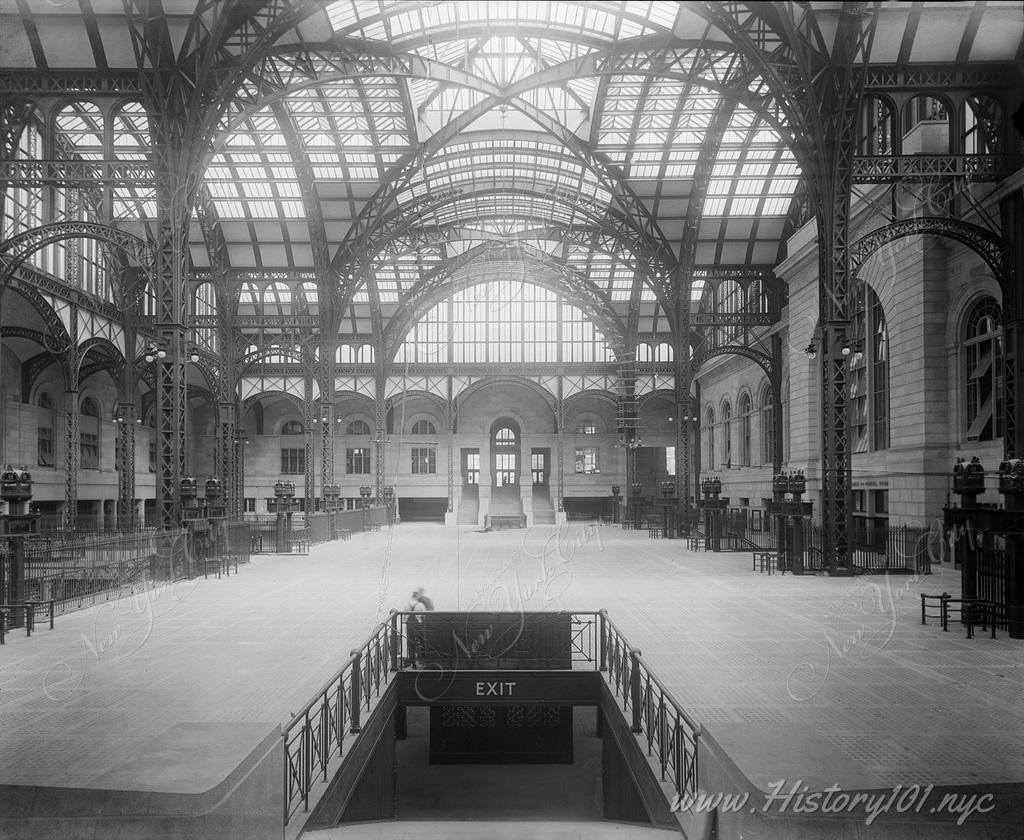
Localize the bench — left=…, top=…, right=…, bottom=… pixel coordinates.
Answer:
left=752, top=551, right=779, bottom=575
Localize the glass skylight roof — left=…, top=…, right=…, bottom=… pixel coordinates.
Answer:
left=189, top=1, right=805, bottom=343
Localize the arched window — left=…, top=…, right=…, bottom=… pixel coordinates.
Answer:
left=759, top=384, right=776, bottom=466
left=721, top=400, right=732, bottom=468
left=495, top=426, right=516, bottom=443
left=963, top=297, right=1002, bottom=441
left=705, top=407, right=715, bottom=469
left=347, top=419, right=371, bottom=436
left=281, top=419, right=304, bottom=435
left=575, top=420, right=596, bottom=434
left=850, top=283, right=890, bottom=452
left=738, top=392, right=752, bottom=467
left=356, top=344, right=375, bottom=364
left=636, top=343, right=652, bottom=362
left=411, top=419, right=436, bottom=435
left=653, top=342, right=673, bottom=362
left=80, top=396, right=100, bottom=470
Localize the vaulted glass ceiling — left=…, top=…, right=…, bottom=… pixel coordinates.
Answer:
left=3, top=0, right=1020, bottom=353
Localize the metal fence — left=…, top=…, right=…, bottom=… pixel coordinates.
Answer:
left=725, top=518, right=933, bottom=574
left=599, top=610, right=698, bottom=806
left=2, top=522, right=252, bottom=617
left=283, top=618, right=394, bottom=823
left=282, top=609, right=697, bottom=825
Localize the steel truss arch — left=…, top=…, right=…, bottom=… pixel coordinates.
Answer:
left=0, top=222, right=153, bottom=293
left=851, top=217, right=1007, bottom=286
left=349, top=179, right=675, bottom=317
left=692, top=346, right=774, bottom=381
left=3, top=277, right=74, bottom=355
left=224, top=42, right=694, bottom=283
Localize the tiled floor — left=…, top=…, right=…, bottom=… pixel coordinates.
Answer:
left=1, top=522, right=1022, bottom=793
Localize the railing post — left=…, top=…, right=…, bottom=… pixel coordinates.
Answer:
left=941, top=594, right=951, bottom=631
left=630, top=648, right=643, bottom=733
left=389, top=610, right=399, bottom=671
left=598, top=609, right=607, bottom=671
left=920, top=593, right=927, bottom=625
left=349, top=649, right=362, bottom=733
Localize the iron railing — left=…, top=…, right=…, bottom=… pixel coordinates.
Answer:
left=598, top=610, right=699, bottom=804
left=283, top=617, right=394, bottom=824
left=3, top=524, right=251, bottom=617
left=281, top=609, right=698, bottom=825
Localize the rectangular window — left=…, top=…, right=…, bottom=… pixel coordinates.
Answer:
left=465, top=451, right=480, bottom=484
left=149, top=440, right=156, bottom=473
left=244, top=497, right=256, bottom=513
left=80, top=433, right=99, bottom=469
left=411, top=446, right=436, bottom=474
left=37, top=427, right=54, bottom=467
left=575, top=446, right=600, bottom=474
left=281, top=447, right=305, bottom=475
left=346, top=447, right=371, bottom=474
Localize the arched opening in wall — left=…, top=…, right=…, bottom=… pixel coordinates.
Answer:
left=738, top=392, right=752, bottom=467
left=901, top=93, right=951, bottom=154
left=759, top=383, right=775, bottom=467
left=850, top=283, right=890, bottom=453
left=963, top=296, right=1003, bottom=442
left=720, top=400, right=732, bottom=468
left=491, top=419, right=520, bottom=487
left=964, top=95, right=1003, bottom=156
left=705, top=406, right=715, bottom=469
left=858, top=94, right=895, bottom=156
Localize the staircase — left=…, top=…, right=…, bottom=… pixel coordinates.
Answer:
left=532, top=486, right=556, bottom=525
left=486, top=486, right=525, bottom=529
left=459, top=485, right=479, bottom=525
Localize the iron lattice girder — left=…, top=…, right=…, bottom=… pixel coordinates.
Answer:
left=377, top=223, right=639, bottom=269
left=228, top=43, right=681, bottom=277
left=0, top=70, right=145, bottom=95
left=863, top=63, right=1020, bottom=91
left=853, top=155, right=1014, bottom=183
left=690, top=312, right=773, bottom=327
left=349, top=181, right=677, bottom=309
left=0, top=221, right=152, bottom=288
left=850, top=216, right=1007, bottom=285
left=0, top=160, right=154, bottom=189
left=4, top=275, right=74, bottom=353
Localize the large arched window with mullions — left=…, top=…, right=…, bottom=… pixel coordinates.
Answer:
left=963, top=297, right=1003, bottom=442
left=394, top=280, right=615, bottom=364
left=849, top=283, right=890, bottom=453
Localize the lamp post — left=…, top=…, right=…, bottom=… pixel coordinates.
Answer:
left=1, top=465, right=40, bottom=622
left=268, top=479, right=299, bottom=553
left=697, top=476, right=727, bottom=551
left=610, top=484, right=621, bottom=524
left=382, top=485, right=395, bottom=526
left=629, top=482, right=643, bottom=530
left=659, top=479, right=676, bottom=536
left=359, top=484, right=372, bottom=529
left=323, top=482, right=342, bottom=538
left=765, top=471, right=813, bottom=573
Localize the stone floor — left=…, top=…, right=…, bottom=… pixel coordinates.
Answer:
left=1, top=522, right=1022, bottom=794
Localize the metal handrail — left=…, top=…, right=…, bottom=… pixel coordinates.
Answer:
left=282, top=609, right=700, bottom=824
